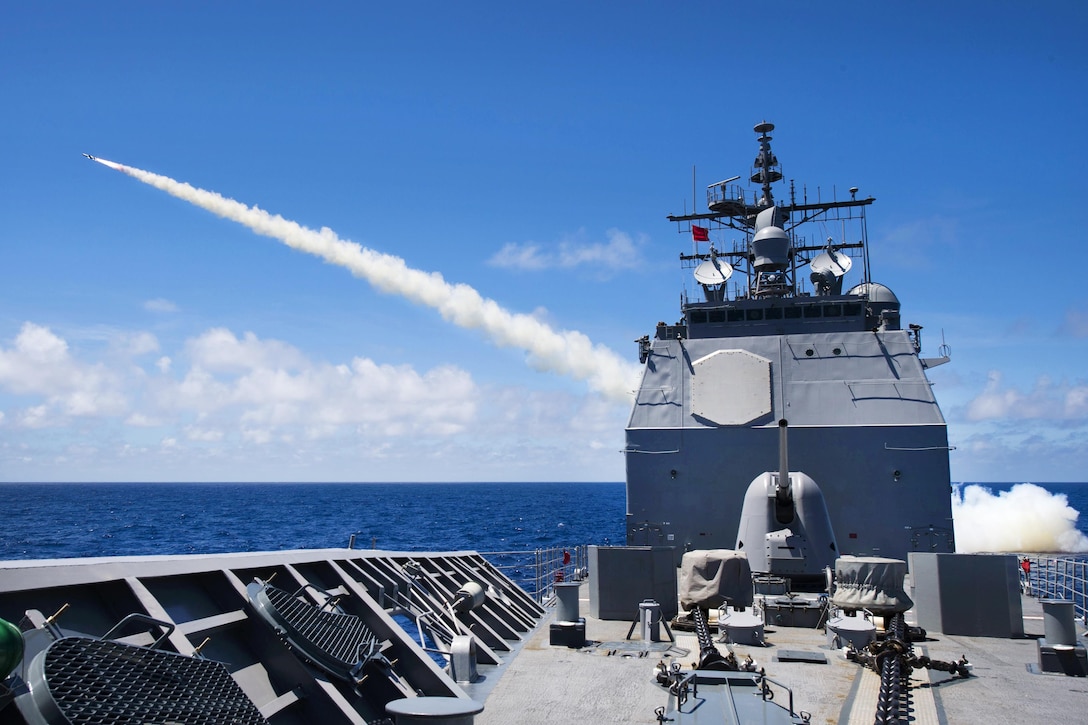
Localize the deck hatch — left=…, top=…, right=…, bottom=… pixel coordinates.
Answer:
left=27, top=636, right=266, bottom=725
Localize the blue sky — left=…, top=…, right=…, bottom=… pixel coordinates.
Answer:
left=2, top=2, right=1086, bottom=483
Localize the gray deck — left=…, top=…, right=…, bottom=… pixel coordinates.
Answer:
left=473, top=584, right=1088, bottom=724
left=3, top=553, right=1086, bottom=724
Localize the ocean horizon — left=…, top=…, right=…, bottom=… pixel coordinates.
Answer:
left=2, top=481, right=1086, bottom=561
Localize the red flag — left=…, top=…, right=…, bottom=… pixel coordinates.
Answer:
left=692, top=225, right=709, bottom=242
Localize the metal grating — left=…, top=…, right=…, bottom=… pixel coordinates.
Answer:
left=30, top=636, right=266, bottom=725
left=261, top=584, right=380, bottom=673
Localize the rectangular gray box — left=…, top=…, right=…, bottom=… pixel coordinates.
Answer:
left=908, top=553, right=1023, bottom=637
left=589, top=546, right=677, bottom=621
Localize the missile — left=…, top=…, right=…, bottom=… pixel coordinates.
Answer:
left=82, top=153, right=96, bottom=161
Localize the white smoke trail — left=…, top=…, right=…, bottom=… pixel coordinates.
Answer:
left=91, top=157, right=641, bottom=402
left=952, top=483, right=1088, bottom=553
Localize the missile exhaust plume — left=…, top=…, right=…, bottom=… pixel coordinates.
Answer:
left=953, top=483, right=1088, bottom=553
left=88, top=156, right=641, bottom=402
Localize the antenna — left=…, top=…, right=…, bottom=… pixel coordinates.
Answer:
left=751, top=121, right=782, bottom=208
left=694, top=258, right=733, bottom=285
left=939, top=329, right=952, bottom=358
left=809, top=244, right=853, bottom=296
left=810, top=249, right=853, bottom=277
left=692, top=165, right=696, bottom=214
left=707, top=175, right=741, bottom=188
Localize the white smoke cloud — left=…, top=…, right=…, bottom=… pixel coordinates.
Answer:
left=952, top=483, right=1088, bottom=553
left=92, top=157, right=641, bottom=402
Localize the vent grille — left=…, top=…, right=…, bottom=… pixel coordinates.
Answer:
left=33, top=637, right=266, bottom=725
left=261, top=584, right=379, bottom=671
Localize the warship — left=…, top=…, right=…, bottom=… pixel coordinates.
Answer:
left=626, top=121, right=954, bottom=563
left=1, top=123, right=1086, bottom=725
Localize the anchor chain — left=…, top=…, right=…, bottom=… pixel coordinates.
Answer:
left=690, top=607, right=741, bottom=671
left=845, top=613, right=970, bottom=724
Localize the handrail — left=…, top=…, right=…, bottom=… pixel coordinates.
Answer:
left=478, top=545, right=588, bottom=603
left=1019, top=554, right=1088, bottom=622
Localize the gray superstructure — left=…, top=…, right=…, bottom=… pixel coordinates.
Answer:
left=625, top=122, right=955, bottom=561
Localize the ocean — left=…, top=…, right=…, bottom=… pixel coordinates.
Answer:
left=0, top=482, right=626, bottom=561
left=1, top=481, right=1086, bottom=561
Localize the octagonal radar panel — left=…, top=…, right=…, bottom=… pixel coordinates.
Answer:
left=694, top=259, right=733, bottom=285
left=810, top=250, right=853, bottom=278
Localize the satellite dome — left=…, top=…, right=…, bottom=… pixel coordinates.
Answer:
left=751, top=226, right=791, bottom=271
left=847, top=282, right=899, bottom=304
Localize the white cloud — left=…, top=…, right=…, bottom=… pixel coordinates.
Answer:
left=488, top=228, right=646, bottom=274
left=114, top=331, right=160, bottom=357
left=19, top=405, right=51, bottom=429
left=186, top=328, right=309, bottom=373
left=876, top=216, right=961, bottom=271
left=158, top=338, right=480, bottom=439
left=145, top=298, right=178, bottom=313
left=242, top=427, right=274, bottom=444
left=1061, top=306, right=1088, bottom=338
left=963, top=371, right=1088, bottom=422
left=0, top=322, right=128, bottom=422
left=489, top=242, right=549, bottom=270
left=185, top=426, right=224, bottom=442
left=0, top=321, right=631, bottom=481
left=125, top=412, right=160, bottom=427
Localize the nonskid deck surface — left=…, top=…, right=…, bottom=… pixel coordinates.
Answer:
left=475, top=584, right=1088, bottom=725
left=901, top=595, right=1088, bottom=724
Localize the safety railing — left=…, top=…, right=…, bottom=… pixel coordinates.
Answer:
left=1020, top=554, right=1088, bottom=622
left=480, top=545, right=588, bottom=604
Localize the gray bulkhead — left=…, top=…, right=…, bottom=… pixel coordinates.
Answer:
left=624, top=326, right=954, bottom=561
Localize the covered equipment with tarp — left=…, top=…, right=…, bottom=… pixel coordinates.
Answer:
left=679, top=550, right=754, bottom=611
left=831, top=556, right=913, bottom=614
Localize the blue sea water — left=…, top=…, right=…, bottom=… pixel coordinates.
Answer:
left=1, top=481, right=1086, bottom=561
left=0, top=482, right=626, bottom=560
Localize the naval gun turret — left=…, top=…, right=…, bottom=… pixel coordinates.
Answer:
left=734, top=419, right=838, bottom=585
